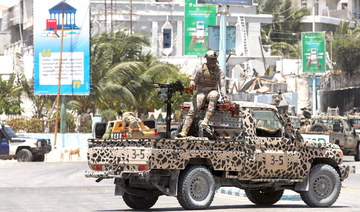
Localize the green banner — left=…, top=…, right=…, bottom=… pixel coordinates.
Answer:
left=302, top=32, right=326, bottom=73
left=184, top=0, right=216, bottom=55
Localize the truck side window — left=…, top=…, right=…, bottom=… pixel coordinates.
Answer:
left=343, top=120, right=351, bottom=132
left=253, top=110, right=282, bottom=137
left=0, top=130, right=5, bottom=140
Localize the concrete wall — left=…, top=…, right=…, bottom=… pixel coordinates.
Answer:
left=20, top=133, right=92, bottom=149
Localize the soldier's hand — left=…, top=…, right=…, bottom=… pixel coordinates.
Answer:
left=223, top=97, right=229, bottom=103
left=189, top=81, right=195, bottom=89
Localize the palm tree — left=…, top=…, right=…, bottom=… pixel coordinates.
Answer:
left=13, top=53, right=55, bottom=119
left=259, top=0, right=309, bottom=58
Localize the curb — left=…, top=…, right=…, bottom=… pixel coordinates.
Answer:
left=216, top=187, right=302, bottom=201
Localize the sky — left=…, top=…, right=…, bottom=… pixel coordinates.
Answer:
left=0, top=0, right=19, bottom=7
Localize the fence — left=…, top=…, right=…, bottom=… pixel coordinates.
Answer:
left=1, top=115, right=92, bottom=133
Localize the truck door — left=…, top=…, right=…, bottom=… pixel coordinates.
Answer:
left=343, top=119, right=355, bottom=150
left=0, top=130, right=9, bottom=155
left=251, top=110, right=300, bottom=179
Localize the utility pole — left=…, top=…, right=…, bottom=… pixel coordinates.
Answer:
left=111, top=0, right=113, bottom=31
left=218, top=5, right=229, bottom=79
left=130, top=0, right=133, bottom=34
left=312, top=0, right=317, bottom=116
left=104, top=0, right=107, bottom=32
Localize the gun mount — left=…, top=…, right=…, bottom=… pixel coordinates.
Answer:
left=155, top=80, right=185, bottom=138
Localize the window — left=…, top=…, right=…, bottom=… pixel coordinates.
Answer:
left=3, top=127, right=16, bottom=139
left=343, top=120, right=351, bottom=132
left=253, top=110, right=282, bottom=137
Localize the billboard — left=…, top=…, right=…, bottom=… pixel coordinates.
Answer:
left=34, top=0, right=90, bottom=95
left=208, top=25, right=236, bottom=54
left=184, top=0, right=216, bottom=55
left=302, top=32, right=326, bottom=73
left=197, top=0, right=253, bottom=6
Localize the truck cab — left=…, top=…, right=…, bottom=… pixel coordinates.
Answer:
left=93, top=119, right=157, bottom=139
left=0, top=124, right=51, bottom=162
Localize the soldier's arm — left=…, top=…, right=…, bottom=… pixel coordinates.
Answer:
left=190, top=66, right=201, bottom=87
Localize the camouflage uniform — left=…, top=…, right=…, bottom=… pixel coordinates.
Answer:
left=122, top=112, right=143, bottom=138
left=179, top=52, right=226, bottom=137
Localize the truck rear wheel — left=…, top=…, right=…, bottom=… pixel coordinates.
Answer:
left=177, top=165, right=215, bottom=210
left=16, top=149, right=33, bottom=162
left=310, top=123, right=327, bottom=132
left=245, top=189, right=283, bottom=205
left=355, top=142, right=360, bottom=162
left=122, top=193, right=158, bottom=210
left=300, top=164, right=340, bottom=207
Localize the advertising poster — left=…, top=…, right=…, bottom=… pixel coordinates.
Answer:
left=197, top=0, right=253, bottom=6
left=302, top=32, right=326, bottom=73
left=208, top=25, right=236, bottom=54
left=184, top=0, right=216, bottom=55
left=33, top=0, right=90, bottom=95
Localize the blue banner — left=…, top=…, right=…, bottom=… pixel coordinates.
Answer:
left=197, top=0, right=253, bottom=6
left=33, top=0, right=90, bottom=95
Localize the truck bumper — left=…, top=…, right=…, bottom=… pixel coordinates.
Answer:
left=339, top=164, right=356, bottom=180
left=85, top=170, right=149, bottom=179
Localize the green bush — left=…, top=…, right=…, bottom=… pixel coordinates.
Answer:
left=333, top=38, right=360, bottom=75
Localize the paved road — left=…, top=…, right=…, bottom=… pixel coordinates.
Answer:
left=0, top=156, right=359, bottom=212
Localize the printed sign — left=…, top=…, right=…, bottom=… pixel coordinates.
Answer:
left=185, top=0, right=216, bottom=55
left=34, top=0, right=90, bottom=95
left=197, top=0, right=253, bottom=6
left=302, top=32, right=326, bottom=73
left=208, top=25, right=236, bottom=54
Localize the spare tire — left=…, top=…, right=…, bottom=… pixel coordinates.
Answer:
left=310, top=123, right=327, bottom=132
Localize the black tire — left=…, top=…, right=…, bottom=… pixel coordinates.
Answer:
left=17, top=149, right=33, bottom=162
left=177, top=165, right=215, bottom=210
left=354, top=142, right=360, bottom=162
left=300, top=164, right=341, bottom=207
left=122, top=192, right=158, bottom=210
left=35, top=154, right=45, bottom=162
left=310, top=123, right=327, bottom=132
left=245, top=189, right=284, bottom=206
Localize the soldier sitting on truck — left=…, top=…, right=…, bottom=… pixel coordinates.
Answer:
left=119, top=111, right=144, bottom=138
left=178, top=50, right=228, bottom=137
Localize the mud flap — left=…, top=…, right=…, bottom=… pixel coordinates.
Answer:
left=115, top=184, right=124, bottom=196
left=295, top=177, right=309, bottom=191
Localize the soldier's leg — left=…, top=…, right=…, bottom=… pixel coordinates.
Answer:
left=178, top=92, right=206, bottom=137
left=201, top=90, right=219, bottom=126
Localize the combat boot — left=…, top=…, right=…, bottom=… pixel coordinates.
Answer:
left=201, top=112, right=212, bottom=127
left=177, top=125, right=190, bottom=138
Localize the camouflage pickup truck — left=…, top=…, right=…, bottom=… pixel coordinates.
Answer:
left=86, top=102, right=353, bottom=210
left=302, top=115, right=360, bottom=161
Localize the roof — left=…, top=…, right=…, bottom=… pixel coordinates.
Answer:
left=49, top=2, right=76, bottom=13
left=181, top=101, right=277, bottom=111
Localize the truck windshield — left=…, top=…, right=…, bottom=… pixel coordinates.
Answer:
left=4, top=127, right=16, bottom=138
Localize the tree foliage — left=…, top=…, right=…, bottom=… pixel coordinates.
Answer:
left=330, top=21, right=360, bottom=75
left=0, top=74, right=23, bottom=115
left=258, top=0, right=309, bottom=58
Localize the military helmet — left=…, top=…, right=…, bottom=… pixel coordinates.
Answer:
left=204, top=50, right=218, bottom=59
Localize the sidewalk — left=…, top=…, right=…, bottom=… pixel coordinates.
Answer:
left=216, top=187, right=301, bottom=201
left=45, top=148, right=87, bottom=162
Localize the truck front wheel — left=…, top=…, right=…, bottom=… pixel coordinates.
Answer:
left=177, top=165, right=215, bottom=210
left=300, top=164, right=340, bottom=207
left=123, top=193, right=158, bottom=210
left=245, top=189, right=283, bottom=205
left=16, top=149, right=33, bottom=162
